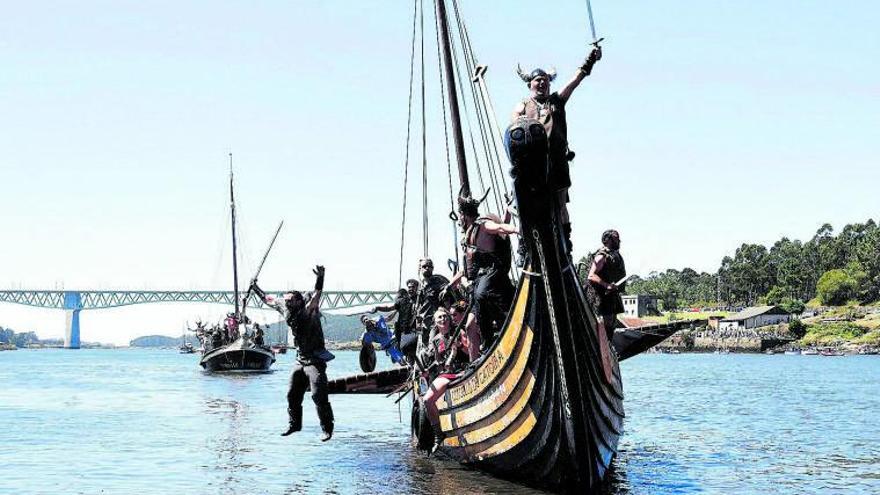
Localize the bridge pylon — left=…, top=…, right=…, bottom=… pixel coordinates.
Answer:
left=63, top=292, right=83, bottom=349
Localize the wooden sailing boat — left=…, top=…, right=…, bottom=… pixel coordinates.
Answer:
left=199, top=156, right=276, bottom=372
left=179, top=324, right=195, bottom=354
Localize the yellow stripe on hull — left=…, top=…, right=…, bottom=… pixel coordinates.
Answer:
left=473, top=407, right=538, bottom=460
left=442, top=368, right=536, bottom=447
left=438, top=275, right=532, bottom=409
left=439, top=323, right=534, bottom=431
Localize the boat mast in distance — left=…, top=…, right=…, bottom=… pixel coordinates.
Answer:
left=229, top=152, right=241, bottom=319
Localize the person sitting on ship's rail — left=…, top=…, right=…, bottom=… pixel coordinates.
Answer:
left=421, top=307, right=469, bottom=453
left=444, top=195, right=517, bottom=356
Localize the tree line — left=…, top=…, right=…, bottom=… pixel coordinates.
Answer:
left=589, top=219, right=880, bottom=311
left=0, top=327, right=42, bottom=348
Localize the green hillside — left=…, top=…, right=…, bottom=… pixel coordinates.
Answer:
left=130, top=335, right=183, bottom=347
left=265, top=312, right=364, bottom=343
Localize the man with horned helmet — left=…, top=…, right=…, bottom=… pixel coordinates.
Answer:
left=446, top=194, right=518, bottom=353
left=587, top=229, right=626, bottom=340
left=250, top=266, right=336, bottom=442
left=511, top=46, right=602, bottom=254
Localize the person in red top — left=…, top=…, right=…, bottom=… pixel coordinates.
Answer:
left=421, top=307, right=469, bottom=452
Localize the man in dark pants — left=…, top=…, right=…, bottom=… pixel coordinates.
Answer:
left=511, top=46, right=602, bottom=254
left=587, top=230, right=626, bottom=341
left=448, top=196, right=517, bottom=353
left=251, top=265, right=335, bottom=441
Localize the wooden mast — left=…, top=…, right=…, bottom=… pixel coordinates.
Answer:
left=435, top=0, right=470, bottom=198
left=229, top=153, right=241, bottom=318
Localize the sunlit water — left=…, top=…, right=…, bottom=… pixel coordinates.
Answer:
left=1, top=350, right=878, bottom=494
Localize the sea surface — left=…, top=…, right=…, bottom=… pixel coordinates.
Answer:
left=1, top=349, right=878, bottom=495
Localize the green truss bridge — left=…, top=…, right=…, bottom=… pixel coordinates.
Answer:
left=0, top=289, right=396, bottom=348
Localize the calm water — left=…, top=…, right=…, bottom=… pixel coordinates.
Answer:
left=1, top=350, right=878, bottom=494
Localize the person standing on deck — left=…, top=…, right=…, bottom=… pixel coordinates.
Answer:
left=447, top=196, right=517, bottom=355
left=250, top=266, right=336, bottom=442
left=511, top=46, right=602, bottom=254
left=587, top=230, right=626, bottom=341
left=413, top=259, right=450, bottom=345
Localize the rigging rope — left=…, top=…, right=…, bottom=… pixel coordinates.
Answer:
left=451, top=0, right=521, bottom=280
left=448, top=1, right=501, bottom=214
left=420, top=0, right=429, bottom=258
left=397, top=0, right=419, bottom=288
left=432, top=0, right=460, bottom=266
left=396, top=0, right=521, bottom=283
left=451, top=0, right=505, bottom=213
left=445, top=26, right=488, bottom=210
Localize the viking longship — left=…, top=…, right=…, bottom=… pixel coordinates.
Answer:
left=408, top=120, right=624, bottom=493
left=199, top=157, right=276, bottom=373
left=326, top=0, right=687, bottom=492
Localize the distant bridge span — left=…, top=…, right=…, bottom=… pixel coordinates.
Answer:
left=0, top=289, right=396, bottom=348
left=0, top=290, right=396, bottom=311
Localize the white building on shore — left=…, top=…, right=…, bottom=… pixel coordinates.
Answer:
left=717, top=305, right=791, bottom=332
left=621, top=295, right=660, bottom=318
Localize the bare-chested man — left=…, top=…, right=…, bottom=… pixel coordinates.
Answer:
left=447, top=196, right=518, bottom=355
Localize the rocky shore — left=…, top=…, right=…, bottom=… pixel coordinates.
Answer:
left=654, top=325, right=879, bottom=355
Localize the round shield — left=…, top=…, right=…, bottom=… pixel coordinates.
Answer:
left=359, top=343, right=377, bottom=373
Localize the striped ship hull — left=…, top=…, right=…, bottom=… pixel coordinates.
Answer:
left=413, top=117, right=625, bottom=492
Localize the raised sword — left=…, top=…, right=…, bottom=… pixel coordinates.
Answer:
left=585, top=0, right=605, bottom=46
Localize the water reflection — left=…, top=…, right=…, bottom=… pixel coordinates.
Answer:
left=202, top=396, right=263, bottom=494
left=603, top=460, right=630, bottom=495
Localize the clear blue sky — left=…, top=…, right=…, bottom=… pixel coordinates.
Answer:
left=1, top=1, right=877, bottom=343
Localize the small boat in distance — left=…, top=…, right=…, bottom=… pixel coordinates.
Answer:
left=802, top=348, right=819, bottom=356
left=784, top=349, right=802, bottom=356
left=179, top=324, right=196, bottom=353
left=198, top=156, right=276, bottom=373
left=201, top=334, right=275, bottom=372
left=819, top=348, right=845, bottom=357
